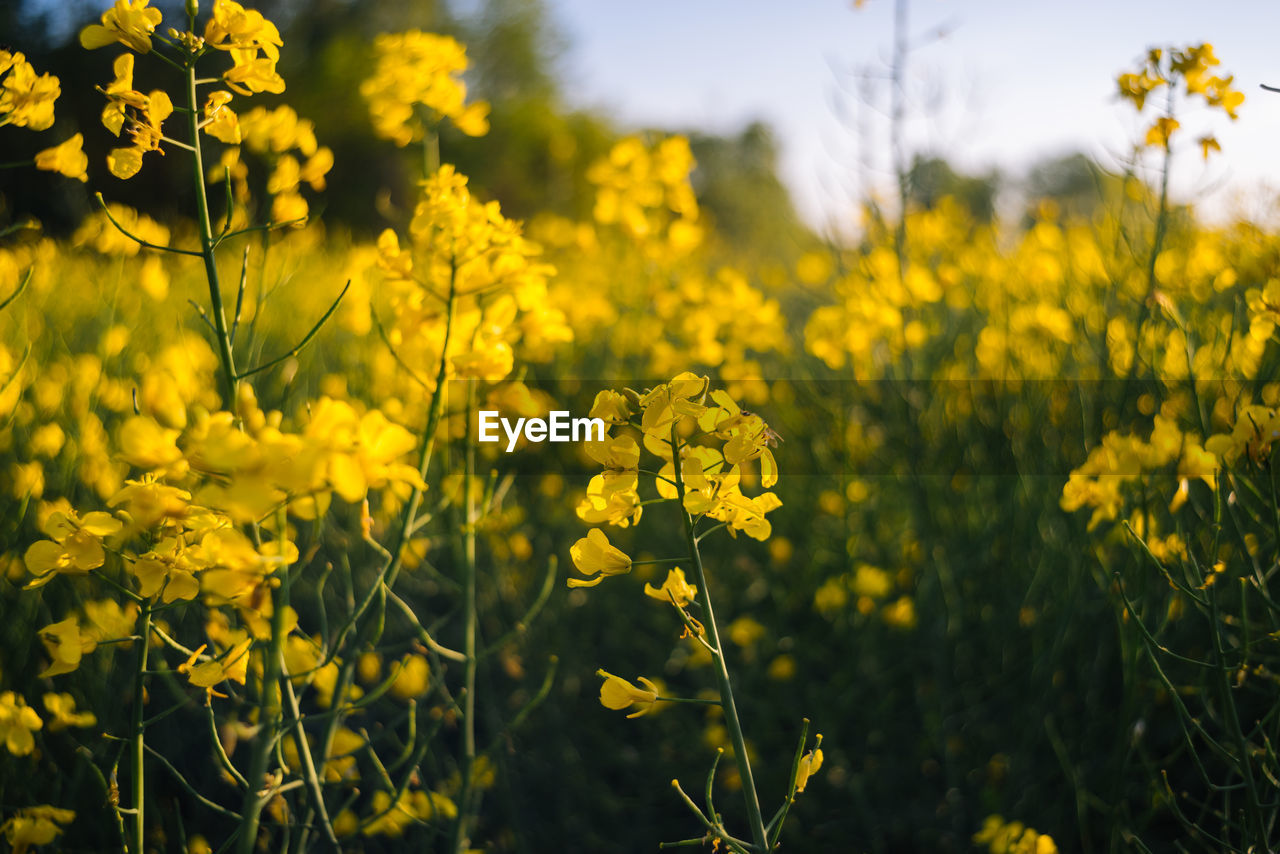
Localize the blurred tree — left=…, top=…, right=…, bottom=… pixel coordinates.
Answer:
left=1023, top=152, right=1107, bottom=221
left=688, top=122, right=809, bottom=263
left=905, top=154, right=999, bottom=223
left=465, top=0, right=562, bottom=104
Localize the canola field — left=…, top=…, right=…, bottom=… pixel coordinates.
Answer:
left=1, top=3, right=1278, bottom=852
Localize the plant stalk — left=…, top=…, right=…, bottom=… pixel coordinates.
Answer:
left=671, top=424, right=770, bottom=852
left=131, top=600, right=152, bottom=854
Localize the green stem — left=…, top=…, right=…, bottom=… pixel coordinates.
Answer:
left=281, top=667, right=339, bottom=851
left=185, top=57, right=238, bottom=406
left=385, top=265, right=457, bottom=591
left=310, top=266, right=458, bottom=839
left=1121, top=88, right=1174, bottom=408
left=131, top=601, right=152, bottom=854
left=424, top=128, right=440, bottom=178
left=236, top=568, right=289, bottom=854
left=1209, top=584, right=1268, bottom=848
left=671, top=424, right=770, bottom=852
left=452, top=378, right=479, bottom=854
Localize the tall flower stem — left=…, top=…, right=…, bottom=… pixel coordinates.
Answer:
left=236, top=566, right=289, bottom=854
left=184, top=52, right=238, bottom=406
left=671, top=425, right=770, bottom=852
left=452, top=378, right=479, bottom=853
left=312, top=266, right=457, bottom=844
left=130, top=600, right=152, bottom=854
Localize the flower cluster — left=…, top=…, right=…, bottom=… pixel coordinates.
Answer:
left=1, top=691, right=96, bottom=755
left=376, top=165, right=569, bottom=397
left=0, top=51, right=61, bottom=130
left=587, top=135, right=702, bottom=251
left=360, top=31, right=490, bottom=146
left=1116, top=43, right=1243, bottom=157
left=1, top=50, right=88, bottom=181
left=570, top=373, right=781, bottom=553
left=1061, top=414, right=1216, bottom=530
left=211, top=104, right=334, bottom=224
left=973, top=815, right=1059, bottom=854
left=85, top=0, right=288, bottom=180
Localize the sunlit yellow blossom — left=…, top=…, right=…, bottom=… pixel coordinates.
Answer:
left=202, top=90, right=241, bottom=143
left=568, top=528, right=632, bottom=587
left=108, top=478, right=192, bottom=528
left=596, top=669, right=660, bottom=718
left=643, top=567, right=698, bottom=608
left=794, top=740, right=824, bottom=792
left=1144, top=116, right=1179, bottom=148
left=589, top=390, right=632, bottom=425
left=204, top=0, right=282, bottom=60
left=575, top=473, right=643, bottom=527
left=24, top=510, right=122, bottom=586
left=0, top=52, right=60, bottom=130
left=589, top=136, right=701, bottom=248
left=79, top=0, right=163, bottom=53
left=360, top=31, right=490, bottom=146
left=34, top=134, right=88, bottom=181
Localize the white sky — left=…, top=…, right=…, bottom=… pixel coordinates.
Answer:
left=545, top=0, right=1280, bottom=230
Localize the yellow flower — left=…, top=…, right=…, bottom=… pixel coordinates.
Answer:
left=179, top=639, right=253, bottom=697
left=643, top=567, right=698, bottom=608
left=974, top=815, right=1058, bottom=854
left=0, top=805, right=74, bottom=854
left=223, top=53, right=285, bottom=96
left=639, top=372, right=708, bottom=438
left=35, top=134, right=89, bottom=182
left=270, top=191, right=308, bottom=226
left=575, top=473, right=643, bottom=528
left=23, top=510, right=122, bottom=587
left=38, top=617, right=99, bottom=678
left=101, top=87, right=172, bottom=179
left=300, top=147, right=333, bottom=190
left=265, top=151, right=297, bottom=193
left=567, top=528, right=631, bottom=588
left=0, top=692, right=44, bottom=756
left=588, top=389, right=632, bottom=425
left=203, top=0, right=283, bottom=61
left=202, top=91, right=241, bottom=144
left=1144, top=116, right=1180, bottom=148
left=42, top=693, right=97, bottom=731
left=583, top=434, right=640, bottom=471
left=596, top=670, right=660, bottom=718
left=79, top=0, right=164, bottom=54
left=0, top=52, right=60, bottom=131
left=360, top=31, right=489, bottom=145
left=794, top=739, right=824, bottom=792
left=117, top=415, right=185, bottom=472
left=108, top=478, right=192, bottom=529
left=389, top=655, right=431, bottom=700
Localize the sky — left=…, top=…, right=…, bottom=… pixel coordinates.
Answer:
left=544, top=0, right=1280, bottom=231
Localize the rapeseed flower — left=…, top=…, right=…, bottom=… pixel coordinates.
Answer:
left=596, top=670, right=659, bottom=718
left=0, top=693, right=43, bottom=756
left=567, top=528, right=631, bottom=588
left=80, top=0, right=163, bottom=53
